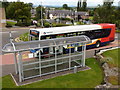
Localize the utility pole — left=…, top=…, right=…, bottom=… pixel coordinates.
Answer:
left=41, top=1, right=43, bottom=27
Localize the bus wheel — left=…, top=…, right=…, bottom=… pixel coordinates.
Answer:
left=96, top=41, right=101, bottom=48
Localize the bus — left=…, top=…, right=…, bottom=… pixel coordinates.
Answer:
left=29, top=23, right=115, bottom=56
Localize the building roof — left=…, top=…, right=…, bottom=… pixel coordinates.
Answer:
left=48, top=10, right=89, bottom=16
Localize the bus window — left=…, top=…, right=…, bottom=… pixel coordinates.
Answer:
left=46, top=36, right=51, bottom=39
left=41, top=36, right=46, bottom=40
left=41, top=35, right=51, bottom=40
left=72, top=32, right=77, bottom=36
left=51, top=35, right=56, bottom=39
left=31, top=36, right=39, bottom=41
left=91, top=28, right=111, bottom=39
left=56, top=34, right=64, bottom=38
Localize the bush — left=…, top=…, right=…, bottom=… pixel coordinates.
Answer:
left=55, top=18, right=72, bottom=21
left=15, top=22, right=25, bottom=26
left=52, top=23, right=70, bottom=27
left=6, top=23, right=12, bottom=27
left=6, top=21, right=17, bottom=26
left=6, top=21, right=17, bottom=27
left=19, top=32, right=29, bottom=41
left=15, top=21, right=31, bottom=27
left=44, top=22, right=50, bottom=27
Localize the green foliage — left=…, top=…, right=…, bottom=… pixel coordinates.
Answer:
left=6, top=2, right=31, bottom=26
left=62, top=4, right=69, bottom=10
left=55, top=18, right=72, bottom=21
left=6, top=21, right=17, bottom=27
left=102, top=48, right=119, bottom=67
left=52, top=23, right=72, bottom=27
left=102, top=48, right=119, bottom=85
left=89, top=10, right=94, bottom=16
left=44, top=22, right=51, bottom=27
left=2, top=58, right=103, bottom=88
left=19, top=32, right=29, bottom=41
left=89, top=16, right=93, bottom=20
left=93, top=3, right=120, bottom=28
left=1, top=1, right=11, bottom=9
left=77, top=0, right=87, bottom=11
left=116, top=30, right=120, bottom=33
left=36, top=5, right=45, bottom=20
left=82, top=1, right=87, bottom=11
left=76, top=21, right=84, bottom=25
left=6, top=21, right=17, bottom=25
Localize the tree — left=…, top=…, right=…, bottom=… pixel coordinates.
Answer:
left=63, top=4, right=69, bottom=10
left=28, top=3, right=33, bottom=8
left=6, top=2, right=31, bottom=25
left=82, top=0, right=87, bottom=11
left=1, top=1, right=11, bottom=11
left=77, top=1, right=80, bottom=11
left=77, top=0, right=81, bottom=11
left=77, top=0, right=87, bottom=11
left=93, top=0, right=120, bottom=28
left=36, top=5, right=45, bottom=20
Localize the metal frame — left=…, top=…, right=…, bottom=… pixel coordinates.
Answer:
left=2, top=35, right=91, bottom=82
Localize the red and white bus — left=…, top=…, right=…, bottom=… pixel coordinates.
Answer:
left=29, top=23, right=115, bottom=54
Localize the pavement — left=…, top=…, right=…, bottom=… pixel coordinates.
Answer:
left=0, top=40, right=119, bottom=77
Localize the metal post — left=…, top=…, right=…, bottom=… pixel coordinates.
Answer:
left=55, top=46, right=57, bottom=73
left=41, top=2, right=43, bottom=27
left=39, top=47, right=41, bottom=76
left=69, top=45, right=71, bottom=70
left=81, top=44, right=86, bottom=67
left=9, top=31, right=13, bottom=43
left=18, top=52, right=22, bottom=82
left=74, top=66, right=77, bottom=73
left=14, top=52, right=18, bottom=74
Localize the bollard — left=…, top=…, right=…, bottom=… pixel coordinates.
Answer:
left=74, top=66, right=77, bottom=73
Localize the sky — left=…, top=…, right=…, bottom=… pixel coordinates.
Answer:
left=1, top=0, right=120, bottom=7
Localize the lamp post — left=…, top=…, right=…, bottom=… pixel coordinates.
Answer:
left=41, top=1, right=43, bottom=27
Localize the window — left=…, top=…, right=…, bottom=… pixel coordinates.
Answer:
left=85, top=28, right=111, bottom=39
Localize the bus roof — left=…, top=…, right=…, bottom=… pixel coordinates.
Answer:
left=30, top=24, right=102, bottom=36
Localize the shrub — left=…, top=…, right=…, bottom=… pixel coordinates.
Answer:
left=19, top=32, right=29, bottom=41
left=15, top=20, right=31, bottom=27
left=6, top=23, right=12, bottom=27
left=44, top=22, right=50, bottom=27
left=54, top=23, right=71, bottom=27
left=15, top=22, right=25, bottom=26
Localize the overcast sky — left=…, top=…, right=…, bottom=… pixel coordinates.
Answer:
left=1, top=0, right=120, bottom=7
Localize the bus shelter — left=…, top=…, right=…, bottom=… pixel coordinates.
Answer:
left=2, top=35, right=91, bottom=82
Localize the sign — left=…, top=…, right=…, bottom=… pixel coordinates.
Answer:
left=30, top=30, right=39, bottom=36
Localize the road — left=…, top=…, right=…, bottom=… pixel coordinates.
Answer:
left=0, top=28, right=29, bottom=55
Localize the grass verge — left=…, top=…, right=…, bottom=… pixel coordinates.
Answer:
left=116, top=30, right=120, bottom=33
left=102, top=48, right=119, bottom=68
left=102, top=48, right=119, bottom=85
left=2, top=58, right=103, bottom=88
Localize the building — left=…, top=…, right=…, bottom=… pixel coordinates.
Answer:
left=46, top=10, right=89, bottom=20
left=31, top=8, right=36, bottom=18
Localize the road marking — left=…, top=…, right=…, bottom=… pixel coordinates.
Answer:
left=0, top=31, right=18, bottom=34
